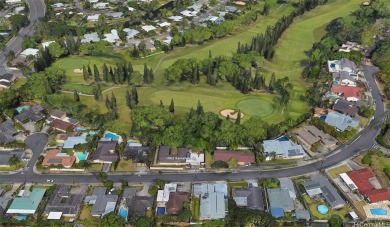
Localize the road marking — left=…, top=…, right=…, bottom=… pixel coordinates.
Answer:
left=351, top=135, right=361, bottom=144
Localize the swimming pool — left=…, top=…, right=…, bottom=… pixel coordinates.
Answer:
left=76, top=152, right=88, bottom=161
left=15, top=105, right=29, bottom=113
left=76, top=127, right=88, bottom=132
left=277, top=136, right=289, bottom=141
left=118, top=207, right=128, bottom=220
left=104, top=132, right=120, bottom=141
left=370, top=208, right=388, bottom=215
left=16, top=215, right=27, bottom=221
left=317, top=205, right=329, bottom=215
left=320, top=116, right=327, bottom=121
left=156, top=207, right=165, bottom=215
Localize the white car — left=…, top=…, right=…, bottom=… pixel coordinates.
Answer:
left=46, top=179, right=54, bottom=182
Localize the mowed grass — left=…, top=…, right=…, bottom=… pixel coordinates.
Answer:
left=237, top=99, right=274, bottom=117
left=53, top=56, right=124, bottom=84
left=327, top=164, right=351, bottom=179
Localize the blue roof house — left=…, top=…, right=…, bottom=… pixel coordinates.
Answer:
left=324, top=112, right=359, bottom=131
left=7, top=188, right=46, bottom=214
left=63, top=136, right=87, bottom=149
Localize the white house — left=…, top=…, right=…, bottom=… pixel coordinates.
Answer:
left=87, top=14, right=100, bottom=22
left=19, top=48, right=39, bottom=58
left=93, top=2, right=109, bottom=9
left=141, top=25, right=157, bottom=32
left=6, top=0, right=22, bottom=4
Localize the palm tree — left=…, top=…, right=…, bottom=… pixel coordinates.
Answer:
left=270, top=151, right=277, bottom=160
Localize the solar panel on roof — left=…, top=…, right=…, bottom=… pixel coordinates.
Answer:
left=48, top=159, right=62, bottom=163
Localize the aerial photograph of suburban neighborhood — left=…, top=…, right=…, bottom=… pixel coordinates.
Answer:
left=0, top=0, right=389, bottom=226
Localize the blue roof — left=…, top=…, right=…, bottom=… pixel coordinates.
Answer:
left=325, top=112, right=359, bottom=131
left=63, top=136, right=87, bottom=149
left=271, top=207, right=284, bottom=218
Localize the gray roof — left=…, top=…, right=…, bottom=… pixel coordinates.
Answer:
left=356, top=100, right=368, bottom=108
left=302, top=176, right=346, bottom=209
left=332, top=71, right=355, bottom=82
left=333, top=99, right=357, bottom=117
left=44, top=185, right=86, bottom=215
left=340, top=58, right=357, bottom=72
left=92, top=187, right=107, bottom=196
left=14, top=105, right=44, bottom=123
left=126, top=196, right=154, bottom=216
left=0, top=120, right=17, bottom=144
left=267, top=188, right=294, bottom=211
left=122, top=146, right=149, bottom=163
left=295, top=209, right=310, bottom=220
left=92, top=141, right=118, bottom=163
left=296, top=125, right=337, bottom=147
left=263, top=140, right=305, bottom=158
left=0, top=149, right=25, bottom=166
left=279, top=178, right=296, bottom=199
left=91, top=195, right=118, bottom=216
left=193, top=183, right=228, bottom=197
left=122, top=187, right=137, bottom=199
left=232, top=187, right=264, bottom=210
left=0, top=81, right=10, bottom=87
left=0, top=73, right=14, bottom=81
left=325, top=112, right=359, bottom=131
left=200, top=192, right=225, bottom=220
left=158, top=146, right=189, bottom=164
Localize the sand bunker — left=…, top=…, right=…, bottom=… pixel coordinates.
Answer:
left=73, top=68, right=83, bottom=73
left=220, top=109, right=244, bottom=120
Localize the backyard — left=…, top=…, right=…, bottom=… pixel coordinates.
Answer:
left=303, top=194, right=352, bottom=220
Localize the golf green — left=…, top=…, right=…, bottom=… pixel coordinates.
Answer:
left=237, top=99, right=274, bottom=117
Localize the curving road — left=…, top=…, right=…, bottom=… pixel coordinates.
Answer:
left=0, top=66, right=384, bottom=184
left=0, top=0, right=45, bottom=75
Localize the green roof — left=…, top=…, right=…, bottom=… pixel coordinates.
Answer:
left=9, top=188, right=46, bottom=211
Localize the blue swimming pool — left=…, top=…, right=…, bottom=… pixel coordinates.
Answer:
left=278, top=136, right=289, bottom=141
left=76, top=152, right=88, bottom=161
left=370, top=208, right=387, bottom=215
left=118, top=207, right=128, bottom=220
left=317, top=205, right=329, bottom=215
left=320, top=116, right=327, bottom=121
left=156, top=207, right=165, bottom=215
left=104, top=132, right=120, bottom=141
left=76, top=127, right=88, bottom=132
left=16, top=215, right=27, bottom=221
left=15, top=105, right=29, bottom=113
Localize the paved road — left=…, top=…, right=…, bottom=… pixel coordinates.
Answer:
left=0, top=0, right=45, bottom=75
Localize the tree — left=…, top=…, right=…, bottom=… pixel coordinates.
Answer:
left=82, top=65, right=89, bottom=81
left=196, top=100, right=204, bottom=115
left=329, top=214, right=343, bottom=227
left=169, top=99, right=175, bottom=113
left=268, top=73, right=276, bottom=91
left=74, top=90, right=80, bottom=102
left=96, top=172, right=108, bottom=182
left=47, top=42, right=67, bottom=59
left=104, top=180, right=114, bottom=190
left=235, top=111, right=241, bottom=125
left=101, top=212, right=125, bottom=227
left=9, top=14, right=28, bottom=30
left=159, top=100, right=164, bottom=108
left=227, top=157, right=238, bottom=168
left=211, top=160, right=229, bottom=169
left=93, top=64, right=100, bottom=82
left=131, top=86, right=138, bottom=104
left=8, top=155, right=20, bottom=166
left=269, top=151, right=277, bottom=160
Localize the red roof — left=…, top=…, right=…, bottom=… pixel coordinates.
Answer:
left=51, top=119, right=72, bottom=132
left=214, top=150, right=255, bottom=163
left=332, top=85, right=363, bottom=100
left=347, top=168, right=390, bottom=203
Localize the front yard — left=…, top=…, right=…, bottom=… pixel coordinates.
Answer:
left=115, top=159, right=138, bottom=172
left=327, top=164, right=351, bottom=179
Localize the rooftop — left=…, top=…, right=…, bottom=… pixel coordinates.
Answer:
left=0, top=149, right=25, bottom=166
left=296, top=125, right=337, bottom=146
left=122, top=146, right=149, bottom=163
left=166, top=192, right=190, bottom=214
left=267, top=188, right=294, bottom=211
left=63, top=136, right=87, bottom=149
left=200, top=191, right=225, bottom=220
left=92, top=141, right=118, bottom=163
left=42, top=149, right=76, bottom=168
left=126, top=196, right=154, bottom=216
left=331, top=85, right=363, bottom=100
left=263, top=140, right=305, bottom=158
left=44, top=185, right=86, bottom=216
left=213, top=150, right=255, bottom=163
left=333, top=99, right=358, bottom=116
left=325, top=112, right=359, bottom=131
left=7, top=188, right=46, bottom=214
left=232, top=187, right=264, bottom=210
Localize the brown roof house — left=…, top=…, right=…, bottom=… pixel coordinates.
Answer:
left=92, top=141, right=118, bottom=164
left=50, top=110, right=67, bottom=120
left=157, top=146, right=204, bottom=166
left=166, top=192, right=190, bottom=214
left=42, top=149, right=76, bottom=168
left=213, top=150, right=255, bottom=165
left=296, top=125, right=337, bottom=150
left=51, top=119, right=74, bottom=133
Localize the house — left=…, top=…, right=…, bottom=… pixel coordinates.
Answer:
left=127, top=196, right=154, bottom=216
left=44, top=185, right=86, bottom=217
left=55, top=134, right=68, bottom=144
left=19, top=48, right=39, bottom=58
left=141, top=25, right=157, bottom=32
left=0, top=120, right=17, bottom=144
left=157, top=183, right=177, bottom=202
left=193, top=183, right=227, bottom=220
left=14, top=105, right=44, bottom=123
left=295, top=210, right=311, bottom=221
left=328, top=58, right=358, bottom=73
left=0, top=81, right=11, bottom=90
left=324, top=111, right=359, bottom=131
left=105, top=11, right=123, bottom=19
left=122, top=146, right=149, bottom=165
left=232, top=187, right=264, bottom=210
left=42, top=149, right=76, bottom=168
left=213, top=150, right=255, bottom=165
left=51, top=3, right=67, bottom=8
left=81, top=32, right=100, bottom=43
left=262, top=140, right=305, bottom=159
left=279, top=178, right=296, bottom=199
left=85, top=187, right=118, bottom=217
left=332, top=71, right=357, bottom=86
left=87, top=14, right=100, bottom=22
left=333, top=99, right=358, bottom=117
left=123, top=28, right=139, bottom=40
left=50, top=109, right=66, bottom=120
left=330, top=85, right=363, bottom=101
left=157, top=146, right=204, bottom=166
left=339, top=41, right=361, bottom=53
left=6, top=0, right=22, bottom=4
left=166, top=192, right=190, bottom=214
left=63, top=136, right=87, bottom=150
left=0, top=149, right=25, bottom=167
left=103, top=29, right=120, bottom=44
left=168, top=16, right=183, bottom=22
left=346, top=169, right=390, bottom=203
left=0, top=73, right=16, bottom=84
left=302, top=176, right=346, bottom=209
left=93, top=2, right=109, bottom=9
left=296, top=125, right=337, bottom=149
left=156, top=21, right=171, bottom=27
left=51, top=119, right=73, bottom=132
left=225, top=6, right=238, bottom=13
left=7, top=188, right=46, bottom=214
left=91, top=141, right=118, bottom=164
left=267, top=188, right=294, bottom=217
left=144, top=40, right=156, bottom=52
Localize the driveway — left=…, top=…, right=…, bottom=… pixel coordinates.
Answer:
left=23, top=122, right=36, bottom=133
left=24, top=133, right=48, bottom=174
left=136, top=182, right=151, bottom=196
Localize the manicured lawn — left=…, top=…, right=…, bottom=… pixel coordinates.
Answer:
left=237, top=98, right=274, bottom=117
left=12, top=78, right=27, bottom=89
left=328, top=164, right=351, bottom=179
left=88, top=164, right=102, bottom=172
left=116, top=159, right=137, bottom=172
left=192, top=197, right=200, bottom=221
left=52, top=56, right=123, bottom=84
left=377, top=157, right=390, bottom=169
left=0, top=162, right=26, bottom=171
left=304, top=194, right=351, bottom=220
left=205, top=151, right=213, bottom=168
left=79, top=204, right=99, bottom=221
left=62, top=83, right=109, bottom=94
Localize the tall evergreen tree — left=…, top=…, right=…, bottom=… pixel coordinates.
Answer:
left=105, top=95, right=111, bottom=110
left=102, top=63, right=109, bottom=82
left=131, top=86, right=138, bottom=104
left=93, top=64, right=100, bottom=82
left=87, top=65, right=92, bottom=78
left=82, top=65, right=88, bottom=81
left=74, top=90, right=80, bottom=102
left=111, top=93, right=117, bottom=110
left=196, top=100, right=204, bottom=115
left=169, top=99, right=175, bottom=113
left=143, top=63, right=149, bottom=84
left=159, top=100, right=164, bottom=108
left=235, top=111, right=241, bottom=125
left=269, top=73, right=276, bottom=92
